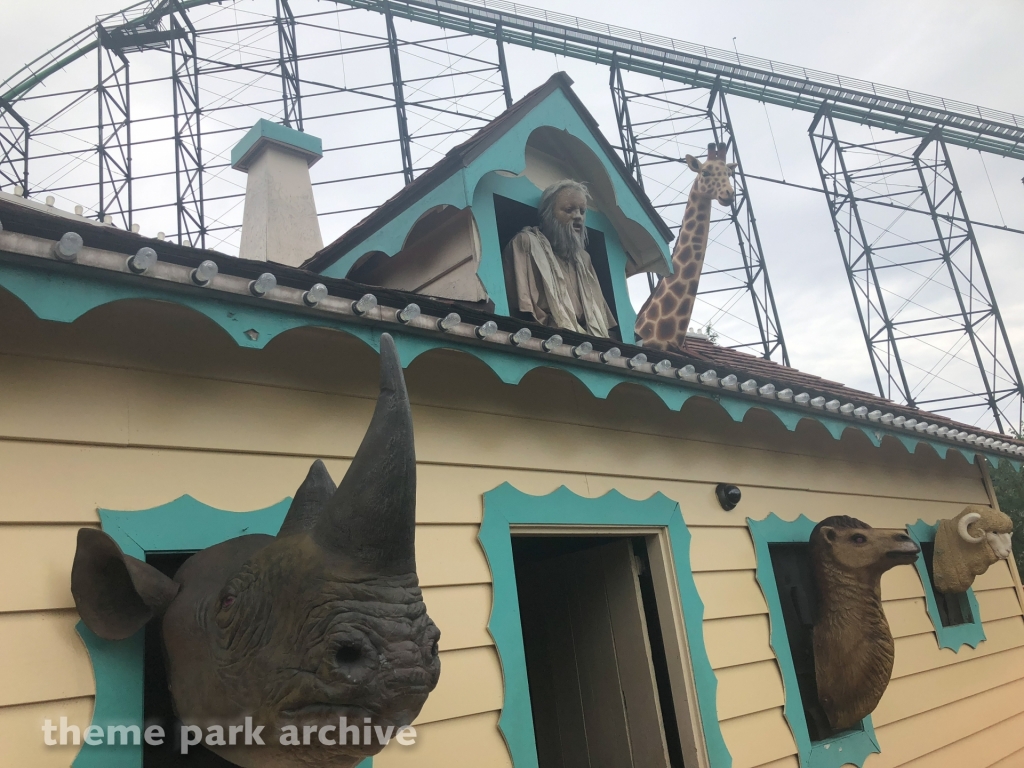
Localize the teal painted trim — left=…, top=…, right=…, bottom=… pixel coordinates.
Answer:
left=317, top=172, right=472, bottom=279
left=73, top=625, right=145, bottom=767
left=747, top=514, right=880, bottom=768
left=906, top=520, right=986, bottom=651
left=480, top=484, right=730, bottom=768
left=469, top=172, right=540, bottom=315
left=1, top=255, right=1016, bottom=471
left=76, top=496, right=374, bottom=768
left=231, top=118, right=322, bottom=170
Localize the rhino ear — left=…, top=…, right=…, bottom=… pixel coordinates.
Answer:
left=278, top=460, right=337, bottom=538
left=71, top=528, right=180, bottom=641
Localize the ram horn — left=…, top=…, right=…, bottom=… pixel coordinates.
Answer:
left=957, top=512, right=986, bottom=544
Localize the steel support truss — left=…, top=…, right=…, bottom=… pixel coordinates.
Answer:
left=170, top=6, right=205, bottom=248
left=610, top=65, right=788, bottom=363
left=276, top=0, right=303, bottom=131
left=97, top=27, right=132, bottom=229
left=0, top=97, right=28, bottom=195
left=810, top=105, right=1024, bottom=432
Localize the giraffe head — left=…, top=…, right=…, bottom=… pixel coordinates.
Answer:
left=685, top=143, right=736, bottom=207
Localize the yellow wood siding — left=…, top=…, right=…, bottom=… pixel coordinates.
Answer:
left=1, top=296, right=1020, bottom=768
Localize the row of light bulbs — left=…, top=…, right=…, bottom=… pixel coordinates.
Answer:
left=44, top=230, right=1023, bottom=457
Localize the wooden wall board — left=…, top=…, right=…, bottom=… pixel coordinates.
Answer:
left=0, top=696, right=94, bottom=768
left=0, top=611, right=94, bottom=707
left=718, top=707, right=797, bottom=768
left=689, top=527, right=757, bottom=572
left=891, top=616, right=1024, bottom=678
left=988, top=744, right=1024, bottom=768
left=703, top=615, right=774, bottom=670
left=0, top=526, right=94, bottom=613
left=412, top=647, right=503, bottom=726
left=421, top=584, right=494, bottom=652
left=880, top=566, right=926, bottom=601
left=374, top=711, right=510, bottom=768
left=883, top=598, right=935, bottom=639
left=899, top=707, right=1024, bottom=767
left=868, top=678, right=1024, bottom=768
left=694, top=571, right=768, bottom=620
left=976, top=588, right=1022, bottom=622
left=873, top=645, right=1024, bottom=727
left=414, top=525, right=491, bottom=588
left=714, top=660, right=786, bottom=720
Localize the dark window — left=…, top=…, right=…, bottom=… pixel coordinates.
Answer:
left=493, top=193, right=619, bottom=337
left=144, top=552, right=235, bottom=767
left=769, top=542, right=862, bottom=743
left=920, top=541, right=974, bottom=627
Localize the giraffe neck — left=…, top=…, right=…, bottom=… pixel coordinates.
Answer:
left=634, top=185, right=712, bottom=351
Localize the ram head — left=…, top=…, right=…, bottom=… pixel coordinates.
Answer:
left=933, top=505, right=1014, bottom=594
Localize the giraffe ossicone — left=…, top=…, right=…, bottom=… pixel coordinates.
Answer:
left=635, top=142, right=736, bottom=352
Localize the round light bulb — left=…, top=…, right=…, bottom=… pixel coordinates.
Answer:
left=398, top=303, right=421, bottom=324
left=53, top=232, right=83, bottom=262
left=437, top=312, right=461, bottom=331
left=127, top=246, right=158, bottom=274
left=303, top=283, right=328, bottom=307
left=601, top=347, right=621, bottom=363
left=627, top=353, right=648, bottom=370
left=191, top=259, right=218, bottom=286
left=510, top=328, right=532, bottom=346
left=353, top=294, right=378, bottom=316
left=476, top=321, right=498, bottom=339
left=572, top=341, right=593, bottom=358
left=249, top=273, right=277, bottom=297
left=542, top=334, right=563, bottom=352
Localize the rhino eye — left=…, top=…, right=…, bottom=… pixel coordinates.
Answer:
left=220, top=594, right=235, bottom=610
left=336, top=643, right=363, bottom=665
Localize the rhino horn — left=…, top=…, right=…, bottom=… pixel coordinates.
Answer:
left=313, top=333, right=416, bottom=575
left=278, top=460, right=337, bottom=537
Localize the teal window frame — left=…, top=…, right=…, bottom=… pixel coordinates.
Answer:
left=906, top=520, right=986, bottom=651
left=479, top=483, right=731, bottom=768
left=747, top=513, right=880, bottom=768
left=74, top=495, right=372, bottom=768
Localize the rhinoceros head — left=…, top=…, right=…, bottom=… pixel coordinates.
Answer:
left=71, top=334, right=440, bottom=766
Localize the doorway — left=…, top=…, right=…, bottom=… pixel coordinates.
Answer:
left=512, top=535, right=688, bottom=768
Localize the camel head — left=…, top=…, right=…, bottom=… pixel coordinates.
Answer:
left=812, top=515, right=920, bottom=576
left=684, top=143, right=737, bottom=207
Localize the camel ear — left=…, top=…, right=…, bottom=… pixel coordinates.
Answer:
left=820, top=526, right=838, bottom=545
left=71, top=529, right=180, bottom=640
left=685, top=154, right=701, bottom=173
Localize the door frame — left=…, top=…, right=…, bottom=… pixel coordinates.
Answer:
left=480, top=483, right=730, bottom=768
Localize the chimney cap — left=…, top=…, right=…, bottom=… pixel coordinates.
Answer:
left=231, top=119, right=323, bottom=172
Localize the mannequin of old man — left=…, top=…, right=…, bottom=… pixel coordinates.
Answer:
left=502, top=180, right=617, bottom=337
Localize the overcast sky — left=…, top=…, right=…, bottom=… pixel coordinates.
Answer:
left=3, top=1, right=1023, bottom=428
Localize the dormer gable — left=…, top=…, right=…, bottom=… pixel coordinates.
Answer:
left=303, top=73, right=673, bottom=337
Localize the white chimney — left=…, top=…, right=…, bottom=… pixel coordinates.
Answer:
left=231, top=119, right=323, bottom=266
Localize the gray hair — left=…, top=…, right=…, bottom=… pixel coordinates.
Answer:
left=538, top=179, right=589, bottom=221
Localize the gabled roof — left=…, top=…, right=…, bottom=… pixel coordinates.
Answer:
left=303, top=72, right=673, bottom=274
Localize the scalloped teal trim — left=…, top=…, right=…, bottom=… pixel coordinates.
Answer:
left=0, top=257, right=1017, bottom=472
left=480, top=484, right=730, bottom=768
left=747, top=513, right=880, bottom=768
left=73, top=495, right=368, bottom=768
left=907, top=520, right=986, bottom=651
